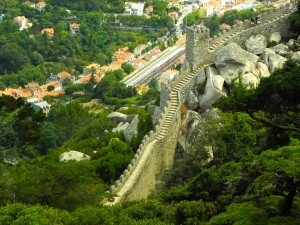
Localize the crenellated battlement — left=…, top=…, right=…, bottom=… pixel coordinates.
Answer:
left=185, top=26, right=212, bottom=72
left=185, top=4, right=296, bottom=72
left=104, top=5, right=297, bottom=206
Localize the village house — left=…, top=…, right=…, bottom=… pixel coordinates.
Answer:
left=111, top=60, right=124, bottom=70
left=0, top=88, right=32, bottom=98
left=36, top=1, right=47, bottom=11
left=25, top=82, right=40, bottom=95
left=13, top=16, right=32, bottom=31
left=41, top=28, right=55, bottom=38
left=124, top=2, right=145, bottom=16
left=30, top=101, right=51, bottom=114
left=134, top=44, right=147, bottom=57
left=74, top=74, right=93, bottom=84
left=70, top=23, right=80, bottom=36
left=143, top=49, right=160, bottom=61
left=112, top=48, right=134, bottom=63
left=39, top=81, right=62, bottom=92
left=83, top=63, right=101, bottom=75
left=129, top=58, right=147, bottom=69
left=99, top=66, right=114, bottom=77
left=0, top=14, right=4, bottom=20
left=57, top=71, right=75, bottom=83
left=160, top=70, right=179, bottom=81
left=25, top=97, right=39, bottom=104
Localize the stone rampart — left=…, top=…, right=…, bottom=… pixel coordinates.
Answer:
left=104, top=6, right=297, bottom=205
left=186, top=5, right=296, bottom=71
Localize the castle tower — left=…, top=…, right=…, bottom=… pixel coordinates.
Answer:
left=185, top=25, right=211, bottom=72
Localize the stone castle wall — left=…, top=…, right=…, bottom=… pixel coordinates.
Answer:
left=105, top=5, right=297, bottom=205
left=186, top=5, right=295, bottom=71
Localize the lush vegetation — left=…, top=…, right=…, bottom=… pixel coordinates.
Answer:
left=1, top=58, right=300, bottom=225
left=0, top=0, right=173, bottom=88
left=0, top=1, right=300, bottom=224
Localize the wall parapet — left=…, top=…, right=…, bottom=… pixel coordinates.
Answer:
left=105, top=5, right=297, bottom=205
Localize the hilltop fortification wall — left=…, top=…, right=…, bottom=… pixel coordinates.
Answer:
left=105, top=5, right=296, bottom=205
left=186, top=6, right=295, bottom=71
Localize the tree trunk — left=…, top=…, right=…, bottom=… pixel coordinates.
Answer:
left=281, top=186, right=298, bottom=216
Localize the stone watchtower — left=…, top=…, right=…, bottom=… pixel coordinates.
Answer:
left=185, top=26, right=212, bottom=72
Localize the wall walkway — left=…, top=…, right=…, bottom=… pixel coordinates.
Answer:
left=104, top=5, right=297, bottom=205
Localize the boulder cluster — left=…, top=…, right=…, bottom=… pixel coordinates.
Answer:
left=108, top=112, right=139, bottom=143
left=186, top=32, right=300, bottom=112
left=180, top=32, right=300, bottom=155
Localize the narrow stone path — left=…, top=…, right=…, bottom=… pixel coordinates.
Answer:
left=208, top=10, right=293, bottom=52
left=156, top=64, right=209, bottom=140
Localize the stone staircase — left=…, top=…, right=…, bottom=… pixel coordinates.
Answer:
left=104, top=6, right=296, bottom=205
left=156, top=64, right=209, bottom=140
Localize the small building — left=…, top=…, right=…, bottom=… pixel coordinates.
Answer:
left=0, top=14, right=4, bottom=20
left=25, top=82, right=40, bottom=95
left=134, top=44, right=147, bottom=56
left=57, top=71, right=75, bottom=83
left=74, top=74, right=93, bottom=84
left=130, top=58, right=146, bottom=69
left=31, top=101, right=51, bottom=114
left=13, top=16, right=32, bottom=31
left=125, top=2, right=145, bottom=16
left=161, top=70, right=179, bottom=81
left=99, top=66, right=114, bottom=77
left=83, top=63, right=101, bottom=75
left=112, top=49, right=134, bottom=63
left=25, top=97, right=39, bottom=104
left=0, top=88, right=32, bottom=98
left=39, top=81, right=62, bottom=92
left=41, top=28, right=54, bottom=38
left=143, top=49, right=160, bottom=61
left=36, top=2, right=47, bottom=11
left=111, top=60, right=124, bottom=70
left=70, top=23, right=80, bottom=36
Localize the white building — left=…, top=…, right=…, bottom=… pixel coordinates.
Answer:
left=13, top=16, right=32, bottom=31
left=161, top=70, right=179, bottom=81
left=125, top=2, right=145, bottom=16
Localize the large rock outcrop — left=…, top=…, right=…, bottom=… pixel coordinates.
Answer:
left=292, top=51, right=300, bottom=62
left=240, top=72, right=259, bottom=88
left=272, top=43, right=289, bottom=56
left=108, top=112, right=135, bottom=123
left=260, top=48, right=287, bottom=73
left=269, top=32, right=281, bottom=43
left=186, top=90, right=199, bottom=110
left=178, top=110, right=203, bottom=153
left=244, top=34, right=267, bottom=54
left=124, top=115, right=139, bottom=142
left=199, top=67, right=227, bottom=110
left=256, top=61, right=270, bottom=78
left=112, top=122, right=130, bottom=133
left=60, top=150, right=91, bottom=162
left=215, top=43, right=259, bottom=84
